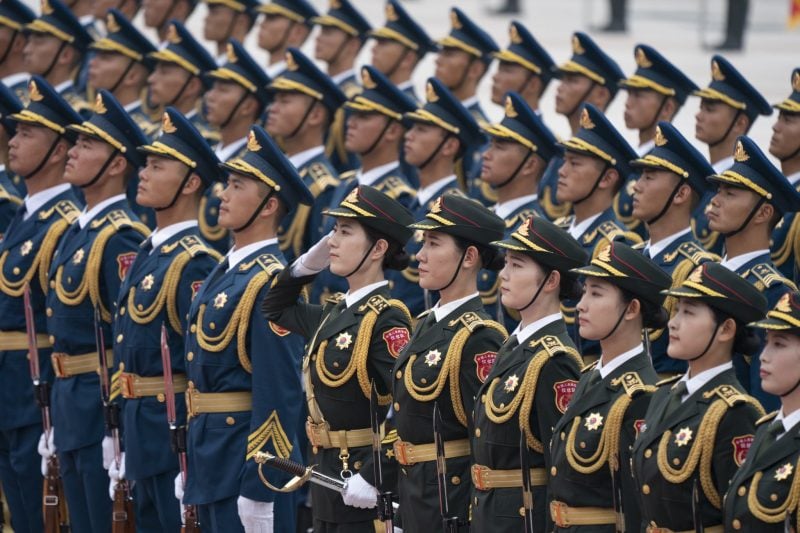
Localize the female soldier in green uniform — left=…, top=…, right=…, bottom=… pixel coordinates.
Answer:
left=632, top=262, right=767, bottom=532
left=471, top=216, right=587, bottom=531
left=262, top=184, right=414, bottom=532
left=724, top=290, right=800, bottom=531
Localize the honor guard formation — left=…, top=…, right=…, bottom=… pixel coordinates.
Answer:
left=0, top=0, right=799, bottom=531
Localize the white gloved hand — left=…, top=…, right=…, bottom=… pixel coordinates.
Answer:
left=107, top=452, right=126, bottom=500
left=174, top=471, right=184, bottom=501
left=341, top=474, right=378, bottom=509
left=37, top=430, right=56, bottom=477
left=237, top=496, right=274, bottom=533
left=101, top=435, right=115, bottom=470
left=292, top=232, right=332, bottom=276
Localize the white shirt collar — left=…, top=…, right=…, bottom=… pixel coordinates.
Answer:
left=2, top=72, right=28, bottom=88
left=23, top=183, right=71, bottom=220
left=123, top=100, right=142, bottom=113
left=776, top=407, right=800, bottom=437
left=494, top=194, right=538, bottom=219
left=54, top=80, right=74, bottom=94
left=678, top=361, right=733, bottom=400
left=712, top=155, right=734, bottom=174
left=597, top=343, right=644, bottom=379
left=215, top=136, right=247, bottom=163
left=345, top=280, right=389, bottom=309
left=289, top=146, right=325, bottom=169
left=266, top=60, right=287, bottom=79
left=433, top=292, right=479, bottom=323
left=216, top=53, right=227, bottom=67
left=511, top=312, right=562, bottom=344
left=79, top=14, right=95, bottom=26
left=417, top=175, right=456, bottom=206
left=397, top=80, right=413, bottom=91
left=226, top=237, right=279, bottom=271
left=636, top=139, right=655, bottom=157
left=358, top=161, right=399, bottom=186
left=645, top=227, right=692, bottom=259
left=149, top=220, right=198, bottom=253
left=460, top=96, right=478, bottom=109
left=568, top=212, right=602, bottom=240
left=787, top=171, right=800, bottom=187
left=331, top=69, right=356, bottom=86
left=720, top=249, right=770, bottom=272
left=78, top=193, right=126, bottom=228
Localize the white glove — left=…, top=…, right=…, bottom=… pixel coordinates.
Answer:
left=101, top=436, right=115, bottom=470
left=292, top=232, right=332, bottom=276
left=237, top=496, right=274, bottom=533
left=341, top=473, right=378, bottom=509
left=37, top=430, right=56, bottom=477
left=174, top=471, right=184, bottom=501
left=106, top=451, right=127, bottom=500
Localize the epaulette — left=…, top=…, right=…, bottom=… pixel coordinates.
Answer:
left=704, top=384, right=750, bottom=407
left=632, top=241, right=647, bottom=250
left=93, top=209, right=134, bottom=231
left=449, top=311, right=485, bottom=332
left=529, top=335, right=579, bottom=358
left=378, top=176, right=416, bottom=199
left=749, top=263, right=797, bottom=291
left=673, top=241, right=719, bottom=265
left=596, top=220, right=625, bottom=239
left=308, top=162, right=336, bottom=183
left=416, top=309, right=433, bottom=320
left=611, top=371, right=649, bottom=398
left=325, top=292, right=346, bottom=305
left=756, top=411, right=779, bottom=426
left=553, top=215, right=573, bottom=229
left=506, top=207, right=537, bottom=229
left=656, top=374, right=683, bottom=387
left=339, top=170, right=357, bottom=181
left=53, top=200, right=79, bottom=223
left=254, top=254, right=284, bottom=276
left=360, top=294, right=391, bottom=314
left=581, top=360, right=598, bottom=373
left=178, top=235, right=210, bottom=257
left=382, top=428, right=399, bottom=445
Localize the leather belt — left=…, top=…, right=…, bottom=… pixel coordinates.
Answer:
left=393, top=438, right=470, bottom=466
left=305, top=419, right=383, bottom=451
left=646, top=525, right=724, bottom=533
left=549, top=500, right=617, bottom=527
left=120, top=372, right=187, bottom=399
left=470, top=464, right=547, bottom=490
left=185, top=383, right=251, bottom=418
left=0, top=331, right=52, bottom=351
left=52, top=350, right=113, bottom=378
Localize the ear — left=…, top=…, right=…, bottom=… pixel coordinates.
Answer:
left=370, top=237, right=389, bottom=261
left=440, top=135, right=461, bottom=158
left=671, top=183, right=694, bottom=207
left=306, top=101, right=327, bottom=127
left=521, top=151, right=543, bottom=177
left=462, top=244, right=481, bottom=269
left=383, top=120, right=405, bottom=143
left=661, top=97, right=679, bottom=121
left=399, top=48, right=417, bottom=71
left=11, top=32, right=26, bottom=53
left=51, top=138, right=71, bottom=163
left=598, top=166, right=620, bottom=191
left=109, top=153, right=129, bottom=177
left=716, top=317, right=737, bottom=343
left=753, top=200, right=775, bottom=225
left=468, top=59, right=487, bottom=82
left=238, top=93, right=260, bottom=119
left=734, top=113, right=751, bottom=135
left=543, top=268, right=561, bottom=294
left=624, top=297, right=641, bottom=321
left=58, top=44, right=77, bottom=67
left=289, top=23, right=311, bottom=46
left=258, top=194, right=281, bottom=219
left=588, top=85, right=612, bottom=111
left=183, top=173, right=203, bottom=195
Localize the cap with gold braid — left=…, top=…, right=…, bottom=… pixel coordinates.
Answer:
left=256, top=0, right=318, bottom=26
left=437, top=7, right=498, bottom=63
left=619, top=44, right=698, bottom=105
left=8, top=76, right=82, bottom=136
left=404, top=77, right=486, bottom=148
left=324, top=185, right=413, bottom=245
left=147, top=20, right=216, bottom=79
left=773, top=68, right=800, bottom=114
left=138, top=107, right=221, bottom=185
left=344, top=65, right=416, bottom=121
left=311, top=0, right=371, bottom=39
left=268, top=47, right=346, bottom=113
left=24, top=0, right=92, bottom=52
left=368, top=0, right=435, bottom=55
left=750, top=291, right=800, bottom=333
left=493, top=21, right=555, bottom=83
left=208, top=39, right=271, bottom=105
left=482, top=92, right=561, bottom=163
left=693, top=55, right=772, bottom=121
left=0, top=0, right=35, bottom=33
left=203, top=0, right=257, bottom=14
left=409, top=193, right=504, bottom=247
left=90, top=9, right=156, bottom=69
left=663, top=262, right=767, bottom=325
left=492, top=216, right=587, bottom=273
left=559, top=103, right=637, bottom=178
left=0, top=83, right=23, bottom=136
left=556, top=32, right=625, bottom=97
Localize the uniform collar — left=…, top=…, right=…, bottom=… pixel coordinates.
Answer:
left=636, top=139, right=655, bottom=157
left=712, top=155, right=734, bottom=174
left=397, top=80, right=413, bottom=92
left=23, top=183, right=72, bottom=220
left=149, top=220, right=198, bottom=253
left=597, top=343, right=644, bottom=379
left=78, top=193, right=127, bottom=228
left=289, top=145, right=325, bottom=169
left=678, top=361, right=733, bottom=400
left=787, top=170, right=800, bottom=187
left=568, top=212, right=602, bottom=240
left=494, top=194, right=538, bottom=219
left=331, top=68, right=356, bottom=86
left=358, top=161, right=399, bottom=186
left=226, top=237, right=279, bottom=271
left=54, top=80, right=74, bottom=94
left=417, top=174, right=456, bottom=206
left=433, top=291, right=479, bottom=323
left=214, top=136, right=247, bottom=163
left=512, top=312, right=562, bottom=344
left=776, top=407, right=800, bottom=437
left=123, top=100, right=143, bottom=113
left=645, top=227, right=692, bottom=258
left=460, top=96, right=478, bottom=109
left=266, top=60, right=287, bottom=79
left=720, top=248, right=770, bottom=271
left=345, top=280, right=389, bottom=309
left=2, top=72, right=29, bottom=88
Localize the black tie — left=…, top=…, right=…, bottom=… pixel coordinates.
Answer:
left=751, top=420, right=784, bottom=464
left=415, top=311, right=437, bottom=334
left=662, top=381, right=688, bottom=421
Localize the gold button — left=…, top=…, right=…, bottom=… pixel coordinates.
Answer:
left=190, top=324, right=197, bottom=333
left=475, top=428, right=481, bottom=437
left=188, top=380, right=194, bottom=387
left=49, top=335, right=55, bottom=344
left=732, top=519, right=741, bottom=530
left=519, top=507, right=525, bottom=517
left=12, top=267, right=19, bottom=275
left=579, top=441, right=586, bottom=449
left=673, top=458, right=680, bottom=466
left=137, top=304, right=143, bottom=311
left=226, top=416, right=235, bottom=425
left=393, top=402, right=400, bottom=411
left=770, top=493, right=778, bottom=502
left=354, top=461, right=362, bottom=470
left=157, top=393, right=165, bottom=403
left=644, top=449, right=652, bottom=458
left=187, top=352, right=194, bottom=362
left=561, top=431, right=565, bottom=441
left=119, top=306, right=125, bottom=316
left=450, top=476, right=460, bottom=485
left=737, top=486, right=746, bottom=496
left=396, top=370, right=402, bottom=379
left=46, top=307, right=53, bottom=317
left=481, top=394, right=486, bottom=403
left=333, top=361, right=340, bottom=368
left=67, top=276, right=72, bottom=284
left=420, top=377, right=427, bottom=384
left=117, top=334, right=123, bottom=343
left=50, top=280, right=55, bottom=289
left=642, top=484, right=650, bottom=495
left=550, top=466, right=557, bottom=476
left=209, top=322, right=216, bottom=330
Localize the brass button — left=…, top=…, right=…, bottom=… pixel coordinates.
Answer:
left=190, top=324, right=197, bottom=333
left=117, top=334, right=123, bottom=343
left=770, top=493, right=778, bottom=502
left=50, top=280, right=56, bottom=289
left=642, top=484, right=650, bottom=495
left=560, top=431, right=565, bottom=441
left=12, top=267, right=19, bottom=275
left=226, top=416, right=235, bottom=426
left=481, top=394, right=486, bottom=403
left=450, top=476, right=460, bottom=485
left=137, top=304, right=143, bottom=311
left=579, top=441, right=586, bottom=449
left=644, top=449, right=652, bottom=458
left=475, top=428, right=481, bottom=437
left=157, top=393, right=165, bottom=403
left=46, top=307, right=53, bottom=317
left=673, top=458, right=680, bottom=466
left=333, top=361, right=339, bottom=368
left=187, top=352, right=194, bottom=361
left=396, top=370, right=402, bottom=379
left=393, top=402, right=400, bottom=411
left=473, top=497, right=478, bottom=506
left=550, top=466, right=557, bottom=476
left=119, top=306, right=125, bottom=316
left=188, top=380, right=194, bottom=387
left=518, top=507, right=525, bottom=517
left=737, top=486, right=746, bottom=496
left=420, top=377, right=427, bottom=384
left=354, top=461, right=362, bottom=470
left=49, top=335, right=55, bottom=344
left=732, top=519, right=741, bottom=530
left=209, top=322, right=216, bottom=330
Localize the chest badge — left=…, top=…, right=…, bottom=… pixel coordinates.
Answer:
left=213, top=291, right=228, bottom=309
left=674, top=427, right=693, bottom=447
left=584, top=412, right=603, bottom=431
left=334, top=331, right=353, bottom=350
left=775, top=463, right=793, bottom=481
left=20, top=240, right=33, bottom=256
left=503, top=374, right=519, bottom=393
left=141, top=274, right=154, bottom=291
left=72, top=248, right=85, bottom=265
left=424, top=349, right=442, bottom=367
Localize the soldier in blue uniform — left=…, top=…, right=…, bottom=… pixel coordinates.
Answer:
left=45, top=88, right=150, bottom=533
left=395, top=78, right=485, bottom=317
left=1, top=76, right=82, bottom=533
left=616, top=44, right=699, bottom=240
left=629, top=121, right=719, bottom=376
left=178, top=125, right=308, bottom=532
left=22, top=0, right=93, bottom=117
left=554, top=103, right=642, bottom=361
left=538, top=32, right=625, bottom=224
left=724, top=290, right=800, bottom=531
left=311, top=0, right=371, bottom=175
left=0, top=0, right=35, bottom=105
left=480, top=92, right=561, bottom=329
left=203, top=39, right=271, bottom=255
left=769, top=68, right=800, bottom=284
left=146, top=21, right=219, bottom=145
left=254, top=0, right=317, bottom=79
left=114, top=107, right=223, bottom=532
left=265, top=47, right=344, bottom=267
left=201, top=0, right=256, bottom=66
left=706, top=135, right=800, bottom=410
left=434, top=7, right=498, bottom=206
left=692, top=55, right=773, bottom=254
left=0, top=84, right=23, bottom=238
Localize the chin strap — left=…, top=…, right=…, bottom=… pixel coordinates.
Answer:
left=572, top=164, right=609, bottom=205
left=416, top=133, right=451, bottom=172
left=108, top=59, right=136, bottom=95
left=166, top=72, right=196, bottom=108
left=154, top=166, right=195, bottom=211
left=686, top=316, right=721, bottom=362
left=598, top=305, right=628, bottom=341
left=79, top=149, right=120, bottom=189
left=219, top=90, right=251, bottom=130
left=565, top=82, right=596, bottom=119
left=646, top=178, right=686, bottom=226
left=233, top=189, right=275, bottom=233
left=40, top=40, right=68, bottom=81
left=0, top=30, right=18, bottom=65
left=284, top=98, right=317, bottom=139
left=155, top=0, right=179, bottom=38
left=516, top=272, right=550, bottom=313
left=359, top=117, right=393, bottom=158
left=708, top=109, right=742, bottom=149
left=450, top=56, right=476, bottom=96
left=341, top=241, right=377, bottom=278
left=22, top=136, right=61, bottom=181
left=641, top=94, right=670, bottom=135
left=722, top=196, right=766, bottom=238
left=434, top=247, right=468, bottom=293
left=384, top=48, right=411, bottom=81
left=494, top=149, right=532, bottom=189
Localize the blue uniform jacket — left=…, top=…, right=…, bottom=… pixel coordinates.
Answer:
left=770, top=180, right=800, bottom=285
left=0, top=171, right=22, bottom=239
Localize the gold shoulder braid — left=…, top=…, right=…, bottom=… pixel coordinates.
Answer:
left=279, top=203, right=312, bottom=260
left=656, top=385, right=764, bottom=509
left=745, top=455, right=800, bottom=524
left=315, top=295, right=411, bottom=405
left=199, top=183, right=227, bottom=241
left=770, top=215, right=800, bottom=267
left=195, top=255, right=284, bottom=372
left=126, top=248, right=195, bottom=332
left=404, top=312, right=507, bottom=427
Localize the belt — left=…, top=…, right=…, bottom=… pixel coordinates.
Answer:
left=51, top=350, right=113, bottom=378
left=0, top=331, right=52, bottom=351
left=120, top=372, right=188, bottom=399
left=470, top=464, right=547, bottom=490
left=393, top=438, right=470, bottom=466
left=185, top=383, right=251, bottom=418
left=306, top=420, right=384, bottom=451
left=549, top=500, right=617, bottom=527
left=646, top=525, right=724, bottom=533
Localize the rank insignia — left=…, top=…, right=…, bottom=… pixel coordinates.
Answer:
left=72, top=248, right=85, bottom=265
left=20, top=240, right=33, bottom=256
left=732, top=435, right=754, bottom=466
left=334, top=331, right=353, bottom=350
left=503, top=374, right=519, bottom=393
left=584, top=412, right=603, bottom=431
left=141, top=274, right=154, bottom=291
left=675, top=427, right=693, bottom=447
left=775, top=463, right=793, bottom=481
left=213, top=291, right=228, bottom=309
left=424, top=349, right=442, bottom=367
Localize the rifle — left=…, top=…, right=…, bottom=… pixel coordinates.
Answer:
left=609, top=450, right=624, bottom=533
left=370, top=381, right=393, bottom=529
left=24, top=283, right=69, bottom=532
left=161, top=324, right=200, bottom=532
left=692, top=477, right=704, bottom=533
left=433, top=402, right=460, bottom=533
left=94, top=307, right=135, bottom=533
left=519, top=431, right=534, bottom=533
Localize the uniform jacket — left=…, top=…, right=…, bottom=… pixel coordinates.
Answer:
left=0, top=171, right=22, bottom=240
left=770, top=180, right=800, bottom=285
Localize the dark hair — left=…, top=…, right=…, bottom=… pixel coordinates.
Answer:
left=710, top=307, right=761, bottom=355
left=453, top=235, right=504, bottom=271
left=620, top=288, right=669, bottom=330
left=363, top=224, right=410, bottom=271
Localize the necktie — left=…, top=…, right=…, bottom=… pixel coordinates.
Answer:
left=752, top=420, right=784, bottom=464
left=662, top=381, right=688, bottom=421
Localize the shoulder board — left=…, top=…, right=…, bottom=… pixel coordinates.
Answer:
left=416, top=309, right=433, bottom=320
left=675, top=241, right=719, bottom=265
left=704, top=384, right=751, bottom=407
left=581, top=360, right=598, bottom=373
left=611, top=371, right=650, bottom=398
left=339, top=170, right=357, bottom=180
left=378, top=176, right=416, bottom=198
left=178, top=235, right=211, bottom=258
left=53, top=200, right=79, bottom=223
left=656, top=374, right=683, bottom=387
left=554, top=215, right=573, bottom=228
left=254, top=254, right=285, bottom=276
left=750, top=263, right=797, bottom=291
left=95, top=209, right=133, bottom=231
left=325, top=292, right=346, bottom=304
left=529, top=335, right=579, bottom=358
left=308, top=162, right=336, bottom=183
left=506, top=207, right=537, bottom=229
left=756, top=411, right=779, bottom=426
left=382, top=428, right=399, bottom=445
left=597, top=220, right=625, bottom=238
left=632, top=241, right=647, bottom=250
left=360, top=294, right=391, bottom=314
left=449, top=311, right=485, bottom=332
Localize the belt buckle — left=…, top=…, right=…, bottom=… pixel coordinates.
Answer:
left=471, top=464, right=489, bottom=490
left=119, top=373, right=136, bottom=399
left=185, top=385, right=197, bottom=419
left=393, top=441, right=411, bottom=466
left=550, top=501, right=569, bottom=528
left=51, top=353, right=67, bottom=378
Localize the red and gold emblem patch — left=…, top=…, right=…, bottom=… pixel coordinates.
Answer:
left=732, top=435, right=754, bottom=466
left=116, top=252, right=137, bottom=280
left=382, top=327, right=410, bottom=358
left=473, top=351, right=497, bottom=383
left=269, top=322, right=291, bottom=337
left=191, top=280, right=203, bottom=299
left=553, top=380, right=578, bottom=413
left=633, top=419, right=646, bottom=438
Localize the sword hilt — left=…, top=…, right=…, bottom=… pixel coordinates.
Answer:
left=254, top=451, right=307, bottom=477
